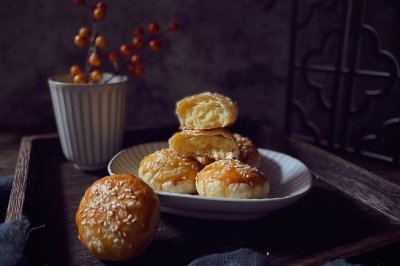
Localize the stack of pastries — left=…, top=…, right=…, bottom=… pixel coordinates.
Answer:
left=138, top=91, right=269, bottom=199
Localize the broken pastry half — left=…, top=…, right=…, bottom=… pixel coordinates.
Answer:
left=175, top=91, right=238, bottom=130
left=168, top=128, right=239, bottom=161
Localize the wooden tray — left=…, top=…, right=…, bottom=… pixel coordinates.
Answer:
left=6, top=123, right=400, bottom=266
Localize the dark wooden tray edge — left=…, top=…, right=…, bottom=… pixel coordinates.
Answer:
left=6, top=134, right=58, bottom=222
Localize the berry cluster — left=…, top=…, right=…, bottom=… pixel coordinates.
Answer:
left=70, top=0, right=180, bottom=84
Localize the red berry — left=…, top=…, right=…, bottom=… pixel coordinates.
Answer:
left=70, top=65, right=83, bottom=76
left=96, top=2, right=107, bottom=11
left=134, top=26, right=144, bottom=37
left=120, top=44, right=132, bottom=56
left=148, top=22, right=160, bottom=34
left=149, top=39, right=162, bottom=52
left=93, top=7, right=105, bottom=21
left=108, top=52, right=119, bottom=62
left=73, top=0, right=84, bottom=5
left=90, top=70, right=103, bottom=82
left=79, top=27, right=90, bottom=38
left=95, top=35, right=107, bottom=48
left=88, top=53, right=101, bottom=67
left=129, top=64, right=145, bottom=77
left=130, top=54, right=141, bottom=64
left=169, top=21, right=180, bottom=31
left=74, top=35, right=88, bottom=48
left=134, top=65, right=145, bottom=77
left=132, top=37, right=144, bottom=49
left=73, top=74, right=88, bottom=84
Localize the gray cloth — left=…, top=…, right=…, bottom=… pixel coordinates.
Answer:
left=0, top=175, right=29, bottom=266
left=188, top=248, right=271, bottom=266
left=0, top=217, right=30, bottom=266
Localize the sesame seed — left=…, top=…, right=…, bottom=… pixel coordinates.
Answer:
left=113, top=239, right=119, bottom=243
left=123, top=232, right=127, bottom=238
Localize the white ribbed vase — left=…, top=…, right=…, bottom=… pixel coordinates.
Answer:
left=48, top=73, right=128, bottom=171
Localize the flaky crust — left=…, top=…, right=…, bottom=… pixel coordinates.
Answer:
left=234, top=133, right=260, bottom=167
left=175, top=91, right=238, bottom=130
left=196, top=159, right=269, bottom=199
left=169, top=128, right=239, bottom=161
left=76, top=174, right=160, bottom=261
left=138, top=149, right=203, bottom=194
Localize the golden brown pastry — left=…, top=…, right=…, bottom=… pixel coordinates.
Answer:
left=76, top=174, right=160, bottom=261
left=169, top=129, right=239, bottom=161
left=194, top=156, right=215, bottom=166
left=196, top=159, right=269, bottom=199
left=138, top=149, right=202, bottom=194
left=234, top=133, right=260, bottom=167
left=175, top=91, right=238, bottom=130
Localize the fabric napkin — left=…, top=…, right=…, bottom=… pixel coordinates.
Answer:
left=188, top=248, right=271, bottom=266
left=0, top=175, right=30, bottom=266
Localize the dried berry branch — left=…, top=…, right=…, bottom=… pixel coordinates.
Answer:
left=70, top=0, right=180, bottom=84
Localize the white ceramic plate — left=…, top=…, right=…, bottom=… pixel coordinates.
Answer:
left=108, top=141, right=312, bottom=220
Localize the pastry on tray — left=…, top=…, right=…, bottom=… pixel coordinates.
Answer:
left=234, top=133, right=260, bottom=167
left=76, top=174, right=160, bottom=261
left=175, top=91, right=238, bottom=130
left=196, top=159, right=269, bottom=199
left=138, top=149, right=202, bottom=194
left=168, top=128, right=239, bottom=161
left=192, top=133, right=261, bottom=167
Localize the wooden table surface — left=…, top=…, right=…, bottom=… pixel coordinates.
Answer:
left=0, top=132, right=399, bottom=264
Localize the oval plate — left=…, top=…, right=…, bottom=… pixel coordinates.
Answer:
left=108, top=141, right=312, bottom=220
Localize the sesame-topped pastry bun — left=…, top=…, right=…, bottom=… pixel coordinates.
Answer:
left=234, top=133, right=260, bottom=167
left=76, top=174, right=160, bottom=261
left=196, top=159, right=269, bottom=199
left=138, top=149, right=202, bottom=194
left=169, top=128, right=240, bottom=161
left=176, top=92, right=238, bottom=130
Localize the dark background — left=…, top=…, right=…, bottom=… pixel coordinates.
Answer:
left=0, top=0, right=399, bottom=163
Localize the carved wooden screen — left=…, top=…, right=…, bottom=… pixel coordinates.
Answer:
left=285, top=0, right=400, bottom=164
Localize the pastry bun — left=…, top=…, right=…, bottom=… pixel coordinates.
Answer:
left=176, top=92, right=238, bottom=130
left=169, top=129, right=239, bottom=161
left=138, top=149, right=202, bottom=194
left=76, top=174, right=160, bottom=261
left=234, top=133, right=260, bottom=167
left=196, top=159, right=269, bottom=199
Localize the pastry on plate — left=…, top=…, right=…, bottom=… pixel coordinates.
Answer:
left=234, top=133, right=260, bottom=167
left=76, top=174, right=160, bottom=261
left=196, top=159, right=269, bottom=199
left=169, top=128, right=239, bottom=161
left=138, top=149, right=202, bottom=194
left=175, top=91, right=238, bottom=130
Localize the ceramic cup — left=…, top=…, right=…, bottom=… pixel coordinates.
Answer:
left=48, top=73, right=128, bottom=171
